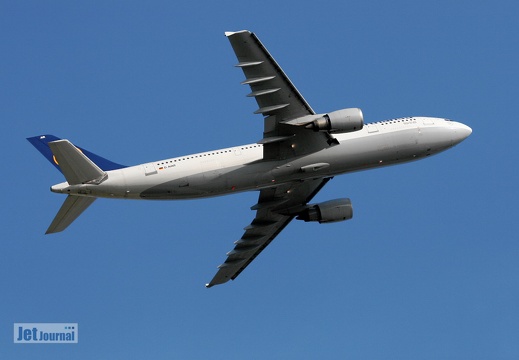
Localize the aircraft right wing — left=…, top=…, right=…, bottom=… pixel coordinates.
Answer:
left=206, top=177, right=332, bottom=288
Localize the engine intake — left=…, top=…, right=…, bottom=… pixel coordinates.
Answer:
left=296, top=198, right=353, bottom=223
left=305, top=108, right=364, bottom=133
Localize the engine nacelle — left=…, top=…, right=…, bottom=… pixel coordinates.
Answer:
left=305, top=108, right=364, bottom=133
left=296, top=198, right=353, bottom=224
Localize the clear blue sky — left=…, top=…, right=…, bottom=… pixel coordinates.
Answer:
left=2, top=1, right=518, bottom=358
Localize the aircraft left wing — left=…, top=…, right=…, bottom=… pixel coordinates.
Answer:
left=206, top=177, right=332, bottom=288
left=225, top=30, right=315, bottom=121
left=226, top=30, right=333, bottom=160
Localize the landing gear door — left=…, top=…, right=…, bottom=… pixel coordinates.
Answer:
left=143, top=163, right=158, bottom=176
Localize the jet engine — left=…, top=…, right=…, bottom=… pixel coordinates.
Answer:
left=296, top=198, right=353, bottom=223
left=305, top=108, right=364, bottom=133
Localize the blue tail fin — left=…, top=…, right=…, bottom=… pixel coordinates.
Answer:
left=27, top=134, right=127, bottom=172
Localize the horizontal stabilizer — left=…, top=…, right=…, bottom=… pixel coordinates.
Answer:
left=46, top=195, right=96, bottom=234
left=49, top=140, right=107, bottom=185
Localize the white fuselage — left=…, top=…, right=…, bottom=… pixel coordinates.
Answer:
left=51, top=117, right=471, bottom=200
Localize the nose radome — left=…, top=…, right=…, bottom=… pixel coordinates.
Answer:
left=458, top=122, right=472, bottom=139
left=452, top=122, right=472, bottom=144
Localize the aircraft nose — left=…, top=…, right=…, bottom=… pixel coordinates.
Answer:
left=452, top=122, right=472, bottom=144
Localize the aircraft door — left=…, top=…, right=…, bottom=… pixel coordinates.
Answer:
left=367, top=124, right=379, bottom=133
left=143, top=163, right=157, bottom=176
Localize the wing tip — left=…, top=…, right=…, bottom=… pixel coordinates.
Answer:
left=224, top=30, right=251, bottom=37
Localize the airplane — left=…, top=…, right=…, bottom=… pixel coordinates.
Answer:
left=27, top=30, right=472, bottom=288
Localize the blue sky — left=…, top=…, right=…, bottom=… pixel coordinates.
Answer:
left=2, top=0, right=518, bottom=358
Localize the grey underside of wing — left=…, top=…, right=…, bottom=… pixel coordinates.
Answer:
left=226, top=30, right=315, bottom=121
left=205, top=31, right=335, bottom=288
left=226, top=30, right=331, bottom=160
left=206, top=177, right=331, bottom=288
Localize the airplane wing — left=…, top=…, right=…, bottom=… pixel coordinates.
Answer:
left=225, top=30, right=333, bottom=160
left=206, top=177, right=332, bottom=288
left=225, top=30, right=315, bottom=121
left=206, top=31, right=337, bottom=287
